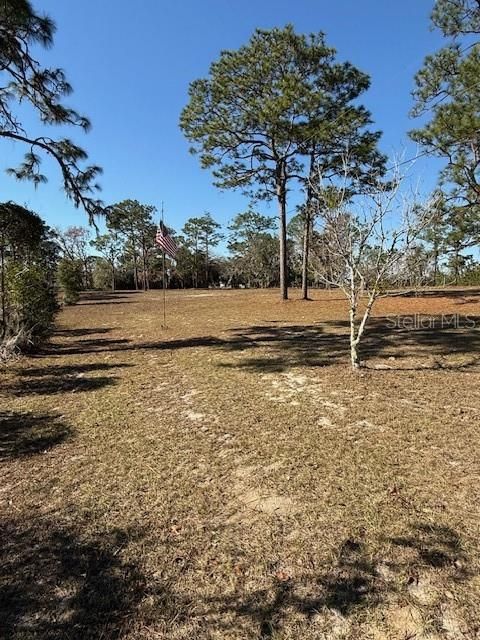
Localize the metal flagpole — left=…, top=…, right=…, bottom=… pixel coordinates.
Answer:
left=161, top=201, right=167, bottom=329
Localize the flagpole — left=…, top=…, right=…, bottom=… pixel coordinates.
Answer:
left=161, top=201, right=167, bottom=328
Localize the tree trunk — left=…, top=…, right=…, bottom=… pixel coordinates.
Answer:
left=111, top=261, right=115, bottom=292
left=301, top=150, right=316, bottom=301
left=350, top=340, right=360, bottom=369
left=433, top=246, right=439, bottom=285
left=350, top=290, right=378, bottom=370
left=142, top=245, right=149, bottom=291
left=0, top=243, right=5, bottom=339
left=194, top=236, right=199, bottom=288
left=205, top=235, right=209, bottom=288
left=83, top=258, right=90, bottom=289
left=301, top=208, right=312, bottom=300
left=277, top=162, right=288, bottom=300
left=133, top=253, right=139, bottom=290
left=349, top=307, right=360, bottom=369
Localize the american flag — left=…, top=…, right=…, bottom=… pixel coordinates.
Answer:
left=155, top=222, right=178, bottom=259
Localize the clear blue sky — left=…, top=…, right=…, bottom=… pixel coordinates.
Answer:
left=1, top=0, right=445, bottom=240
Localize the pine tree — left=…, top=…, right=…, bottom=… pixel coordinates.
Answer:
left=197, top=213, right=223, bottom=286
left=90, top=233, right=122, bottom=291
left=182, top=214, right=223, bottom=287
left=411, top=0, right=480, bottom=237
left=0, top=0, right=102, bottom=219
left=180, top=25, right=385, bottom=300
left=107, top=201, right=156, bottom=290
left=227, top=211, right=277, bottom=287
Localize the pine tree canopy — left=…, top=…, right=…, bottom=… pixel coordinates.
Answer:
left=179, top=24, right=385, bottom=197
left=0, top=0, right=103, bottom=221
left=411, top=0, right=480, bottom=216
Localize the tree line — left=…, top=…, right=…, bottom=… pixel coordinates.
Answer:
left=179, top=16, right=480, bottom=301
left=3, top=188, right=476, bottom=365
left=1, top=0, right=479, bottom=366
left=54, top=199, right=480, bottom=297
left=56, top=205, right=225, bottom=293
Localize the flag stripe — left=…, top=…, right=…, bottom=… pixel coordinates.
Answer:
left=155, top=222, right=178, bottom=259
left=157, top=237, right=177, bottom=257
left=163, top=237, right=176, bottom=255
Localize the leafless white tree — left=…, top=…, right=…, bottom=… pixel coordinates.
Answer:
left=310, top=158, right=437, bottom=369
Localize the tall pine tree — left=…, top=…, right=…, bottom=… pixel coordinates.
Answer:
left=180, top=26, right=385, bottom=300
left=411, top=0, right=480, bottom=249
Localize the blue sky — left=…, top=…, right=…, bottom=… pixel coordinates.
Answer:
left=2, top=0, right=445, bottom=242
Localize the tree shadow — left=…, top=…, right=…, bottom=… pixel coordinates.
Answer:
left=203, top=535, right=380, bottom=638
left=35, top=313, right=480, bottom=371
left=0, top=412, right=72, bottom=460
left=320, top=538, right=379, bottom=615
left=39, top=334, right=224, bottom=357
left=0, top=518, right=156, bottom=639
left=393, top=287, right=480, bottom=299
left=77, top=291, right=141, bottom=306
left=0, top=513, right=469, bottom=638
left=54, top=327, right=115, bottom=337
left=81, top=290, right=142, bottom=300
left=17, top=362, right=131, bottom=377
left=215, top=315, right=480, bottom=372
left=38, top=337, right=133, bottom=357
left=388, top=522, right=469, bottom=579
left=4, top=362, right=133, bottom=396
left=362, top=315, right=480, bottom=367
left=7, top=376, right=115, bottom=396
left=216, top=324, right=348, bottom=371
left=199, top=522, right=469, bottom=638
left=79, top=300, right=138, bottom=306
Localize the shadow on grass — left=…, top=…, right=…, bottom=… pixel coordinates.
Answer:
left=388, top=522, right=469, bottom=577
left=42, top=325, right=346, bottom=368
left=54, top=327, right=115, bottom=337
left=0, top=412, right=72, bottom=460
left=5, top=362, right=133, bottom=396
left=204, top=535, right=379, bottom=639
left=203, top=522, right=469, bottom=638
left=393, top=287, right=480, bottom=299
left=17, top=362, right=132, bottom=377
left=79, top=300, right=138, bottom=306
left=0, top=514, right=469, bottom=639
left=81, top=290, right=142, bottom=299
left=39, top=337, right=133, bottom=357
left=215, top=316, right=480, bottom=372
left=38, top=314, right=480, bottom=372
left=362, top=315, right=480, bottom=369
left=0, top=519, right=151, bottom=639
left=76, top=291, right=141, bottom=306
left=217, top=324, right=346, bottom=371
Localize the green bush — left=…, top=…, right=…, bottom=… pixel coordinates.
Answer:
left=91, top=257, right=113, bottom=290
left=3, top=263, right=58, bottom=351
left=460, top=264, right=480, bottom=286
left=58, top=258, right=83, bottom=305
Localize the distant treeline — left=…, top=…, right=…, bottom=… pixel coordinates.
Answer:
left=57, top=199, right=480, bottom=295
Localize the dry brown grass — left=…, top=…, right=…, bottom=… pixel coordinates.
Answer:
left=1, top=287, right=480, bottom=639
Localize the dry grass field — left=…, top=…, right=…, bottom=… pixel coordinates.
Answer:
left=1, top=287, right=480, bottom=639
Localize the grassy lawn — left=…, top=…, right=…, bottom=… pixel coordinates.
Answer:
left=1, top=288, right=480, bottom=639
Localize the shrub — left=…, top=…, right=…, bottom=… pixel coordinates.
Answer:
left=2, top=263, right=57, bottom=355
left=91, top=257, right=113, bottom=290
left=58, top=259, right=83, bottom=305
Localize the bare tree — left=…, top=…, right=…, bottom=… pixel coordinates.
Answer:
left=55, top=226, right=92, bottom=288
left=310, top=159, right=435, bottom=369
left=90, top=232, right=122, bottom=292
